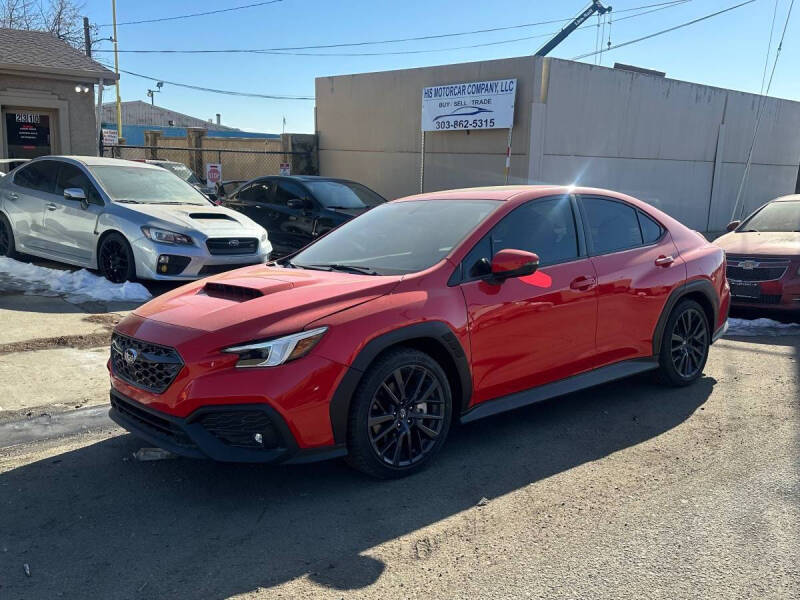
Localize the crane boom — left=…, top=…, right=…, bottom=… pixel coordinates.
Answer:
left=535, top=0, right=612, bottom=57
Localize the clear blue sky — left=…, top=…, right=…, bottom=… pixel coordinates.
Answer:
left=82, top=0, right=797, bottom=134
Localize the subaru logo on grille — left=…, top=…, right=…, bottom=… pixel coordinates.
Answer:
left=740, top=260, right=759, bottom=270
left=228, top=239, right=240, bottom=247
left=123, top=347, right=138, bottom=366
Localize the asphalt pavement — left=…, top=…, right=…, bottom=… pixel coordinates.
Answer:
left=0, top=332, right=797, bottom=599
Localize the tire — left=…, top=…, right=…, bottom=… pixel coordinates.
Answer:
left=656, top=299, right=710, bottom=387
left=98, top=232, right=136, bottom=283
left=0, top=213, right=18, bottom=259
left=345, top=347, right=453, bottom=479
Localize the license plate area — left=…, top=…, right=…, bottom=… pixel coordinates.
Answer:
left=730, top=280, right=760, bottom=299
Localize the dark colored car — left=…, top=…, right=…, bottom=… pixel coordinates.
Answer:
left=222, top=175, right=385, bottom=258
left=715, top=194, right=800, bottom=310
left=109, top=185, right=729, bottom=478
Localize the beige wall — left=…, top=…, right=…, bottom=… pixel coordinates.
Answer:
left=0, top=71, right=98, bottom=157
left=316, top=56, right=800, bottom=231
left=316, top=56, right=537, bottom=200
left=152, top=134, right=286, bottom=181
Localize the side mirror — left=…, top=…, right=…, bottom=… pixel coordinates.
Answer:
left=489, top=249, right=540, bottom=282
left=63, top=187, right=86, bottom=201
left=726, top=220, right=741, bottom=232
left=287, top=198, right=311, bottom=210
left=287, top=198, right=304, bottom=209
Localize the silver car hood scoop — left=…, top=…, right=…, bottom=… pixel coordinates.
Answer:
left=189, top=213, right=236, bottom=221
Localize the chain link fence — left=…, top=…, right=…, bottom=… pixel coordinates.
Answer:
left=101, top=145, right=314, bottom=184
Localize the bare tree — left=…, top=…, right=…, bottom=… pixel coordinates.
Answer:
left=1, top=0, right=85, bottom=50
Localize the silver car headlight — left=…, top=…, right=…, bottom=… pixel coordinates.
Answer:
left=141, top=226, right=194, bottom=246
left=223, top=327, right=328, bottom=368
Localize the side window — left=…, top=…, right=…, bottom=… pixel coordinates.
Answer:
left=238, top=181, right=270, bottom=204
left=13, top=160, right=59, bottom=193
left=581, top=197, right=643, bottom=254
left=55, top=164, right=102, bottom=205
left=460, top=195, right=579, bottom=280
left=638, top=211, right=664, bottom=244
left=273, top=180, right=306, bottom=207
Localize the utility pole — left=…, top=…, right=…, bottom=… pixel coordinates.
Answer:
left=83, top=17, right=91, bottom=57
left=112, top=0, right=122, bottom=138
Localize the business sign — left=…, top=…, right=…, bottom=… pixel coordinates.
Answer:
left=421, top=79, right=516, bottom=132
left=205, top=162, right=222, bottom=185
left=279, top=162, right=291, bottom=176
left=101, top=128, right=118, bottom=146
left=5, top=112, right=51, bottom=158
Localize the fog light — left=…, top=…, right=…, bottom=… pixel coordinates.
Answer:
left=254, top=433, right=263, bottom=445
left=156, top=254, right=191, bottom=275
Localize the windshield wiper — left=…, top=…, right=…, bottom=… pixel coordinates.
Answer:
left=739, top=228, right=759, bottom=232
left=307, top=263, right=379, bottom=275
left=114, top=199, right=142, bottom=204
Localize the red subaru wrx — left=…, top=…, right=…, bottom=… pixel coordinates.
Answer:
left=109, top=186, right=730, bottom=478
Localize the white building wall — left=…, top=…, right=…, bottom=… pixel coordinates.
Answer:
left=530, top=58, right=800, bottom=231
left=316, top=56, right=800, bottom=232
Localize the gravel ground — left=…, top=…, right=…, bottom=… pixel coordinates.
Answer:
left=0, top=334, right=797, bottom=599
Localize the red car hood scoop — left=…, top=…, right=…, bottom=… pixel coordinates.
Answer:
left=135, top=265, right=400, bottom=334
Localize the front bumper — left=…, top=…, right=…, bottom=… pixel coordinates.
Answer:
left=110, top=389, right=346, bottom=464
left=130, top=236, right=270, bottom=281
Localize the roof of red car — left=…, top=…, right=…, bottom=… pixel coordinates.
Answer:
left=394, top=185, right=627, bottom=202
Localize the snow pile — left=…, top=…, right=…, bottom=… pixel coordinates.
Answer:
left=0, top=257, right=151, bottom=303
left=726, top=317, right=800, bottom=337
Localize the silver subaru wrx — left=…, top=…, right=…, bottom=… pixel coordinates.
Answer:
left=0, top=156, right=271, bottom=281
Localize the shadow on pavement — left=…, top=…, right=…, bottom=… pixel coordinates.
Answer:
left=0, top=374, right=714, bottom=598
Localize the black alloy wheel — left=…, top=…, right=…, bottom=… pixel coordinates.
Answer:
left=347, top=348, right=452, bottom=478
left=99, top=233, right=135, bottom=283
left=0, top=216, right=13, bottom=257
left=367, top=365, right=446, bottom=467
left=670, top=307, right=708, bottom=378
left=657, top=299, right=709, bottom=386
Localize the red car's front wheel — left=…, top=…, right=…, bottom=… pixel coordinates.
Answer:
left=346, top=348, right=452, bottom=478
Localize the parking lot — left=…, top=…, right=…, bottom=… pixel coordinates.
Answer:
left=0, top=255, right=798, bottom=599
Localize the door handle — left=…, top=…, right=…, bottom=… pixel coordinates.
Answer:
left=570, top=275, right=596, bottom=291
left=7, top=192, right=18, bottom=200
left=46, top=203, right=58, bottom=211
left=655, top=255, right=674, bottom=267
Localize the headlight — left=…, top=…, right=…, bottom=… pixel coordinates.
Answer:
left=223, top=327, right=328, bottom=367
left=260, top=232, right=268, bottom=242
left=141, top=226, right=193, bottom=245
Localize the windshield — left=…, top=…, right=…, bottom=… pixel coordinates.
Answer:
left=157, top=162, right=201, bottom=186
left=740, top=201, right=800, bottom=232
left=291, top=199, right=500, bottom=275
left=90, top=166, right=209, bottom=205
left=306, top=180, right=385, bottom=209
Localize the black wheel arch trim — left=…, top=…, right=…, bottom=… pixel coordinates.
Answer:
left=328, top=321, right=472, bottom=445
left=652, top=279, right=719, bottom=355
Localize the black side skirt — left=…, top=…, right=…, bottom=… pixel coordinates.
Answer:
left=460, top=357, right=659, bottom=424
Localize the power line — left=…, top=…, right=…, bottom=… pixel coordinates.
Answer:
left=759, top=0, right=780, bottom=95
left=97, top=0, right=284, bottom=27
left=571, top=0, right=755, bottom=60
left=731, top=0, right=795, bottom=220
left=93, top=0, right=693, bottom=56
left=99, top=64, right=314, bottom=100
